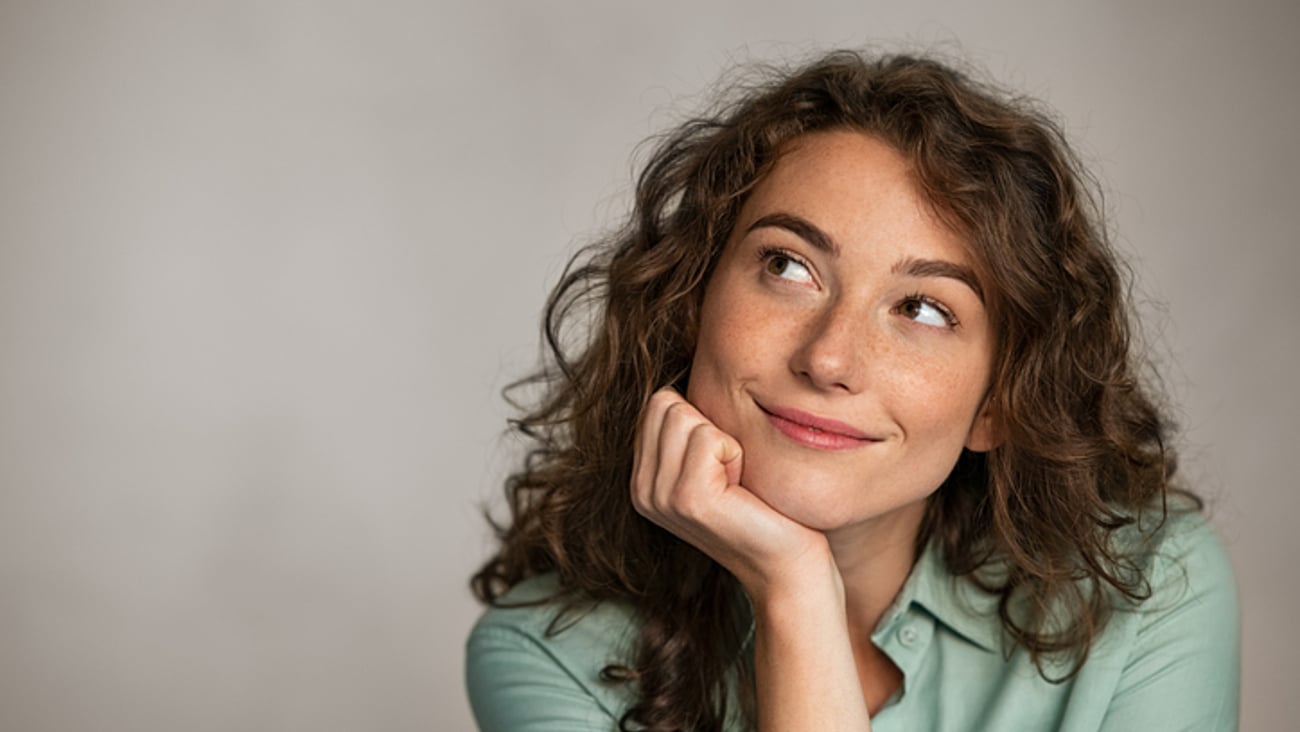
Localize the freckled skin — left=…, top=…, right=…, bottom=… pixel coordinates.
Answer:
left=685, top=130, right=998, bottom=549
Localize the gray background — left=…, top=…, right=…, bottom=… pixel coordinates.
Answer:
left=1, top=1, right=1295, bottom=730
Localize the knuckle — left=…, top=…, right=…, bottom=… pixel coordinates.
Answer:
left=630, top=485, right=656, bottom=518
left=661, top=398, right=689, bottom=416
left=662, top=400, right=700, bottom=428
left=648, top=389, right=679, bottom=413
left=686, top=422, right=721, bottom=447
left=668, top=487, right=701, bottom=519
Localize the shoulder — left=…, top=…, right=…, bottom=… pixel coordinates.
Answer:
left=465, top=574, right=642, bottom=731
left=1095, top=506, right=1240, bottom=730
left=1131, top=505, right=1237, bottom=621
left=1101, top=505, right=1239, bottom=658
left=468, top=574, right=643, bottom=670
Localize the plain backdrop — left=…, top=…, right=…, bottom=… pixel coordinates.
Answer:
left=1, top=1, right=1296, bottom=730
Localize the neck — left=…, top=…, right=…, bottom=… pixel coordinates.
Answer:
left=825, top=501, right=926, bottom=638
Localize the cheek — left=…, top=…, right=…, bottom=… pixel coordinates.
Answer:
left=686, top=324, right=746, bottom=418
left=894, top=363, right=988, bottom=438
left=685, top=305, right=728, bottom=410
left=685, top=288, right=774, bottom=429
left=689, top=292, right=759, bottom=381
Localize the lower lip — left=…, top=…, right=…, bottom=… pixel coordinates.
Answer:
left=762, top=410, right=876, bottom=451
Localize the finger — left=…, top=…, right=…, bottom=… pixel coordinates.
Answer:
left=651, top=398, right=706, bottom=506
left=632, top=388, right=674, bottom=492
left=675, top=423, right=743, bottom=518
left=718, top=429, right=743, bottom=487
left=631, top=388, right=686, bottom=511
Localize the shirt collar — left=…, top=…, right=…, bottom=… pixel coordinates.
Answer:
left=887, top=539, right=1004, bottom=653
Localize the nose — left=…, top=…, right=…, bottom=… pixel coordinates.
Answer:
left=789, top=300, right=870, bottom=393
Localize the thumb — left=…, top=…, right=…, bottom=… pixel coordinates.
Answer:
left=716, top=433, right=743, bottom=487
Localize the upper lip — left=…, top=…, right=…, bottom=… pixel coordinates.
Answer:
left=756, top=401, right=878, bottom=441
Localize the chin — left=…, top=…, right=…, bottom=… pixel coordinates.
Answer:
left=741, top=461, right=865, bottom=531
left=739, top=448, right=942, bottom=537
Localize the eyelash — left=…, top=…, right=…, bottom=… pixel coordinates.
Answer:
left=898, top=292, right=960, bottom=329
left=756, top=246, right=813, bottom=281
left=756, top=246, right=960, bottom=329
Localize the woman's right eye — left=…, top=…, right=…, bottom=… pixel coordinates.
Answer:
left=759, top=248, right=814, bottom=285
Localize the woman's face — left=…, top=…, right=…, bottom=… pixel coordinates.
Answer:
left=686, top=130, right=997, bottom=543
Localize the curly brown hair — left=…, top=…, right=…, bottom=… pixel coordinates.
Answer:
left=472, top=50, right=1189, bottom=732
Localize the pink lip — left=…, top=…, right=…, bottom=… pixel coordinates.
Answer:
left=757, top=402, right=879, bottom=451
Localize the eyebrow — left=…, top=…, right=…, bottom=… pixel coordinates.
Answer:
left=747, top=212, right=984, bottom=302
left=747, top=213, right=839, bottom=256
left=892, top=257, right=985, bottom=303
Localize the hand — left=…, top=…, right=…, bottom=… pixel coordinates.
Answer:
left=630, top=387, right=833, bottom=598
left=632, top=388, right=872, bottom=729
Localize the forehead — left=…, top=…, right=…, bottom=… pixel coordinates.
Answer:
left=734, top=130, right=981, bottom=271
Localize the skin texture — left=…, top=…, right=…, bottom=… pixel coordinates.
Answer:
left=632, top=130, right=999, bottom=726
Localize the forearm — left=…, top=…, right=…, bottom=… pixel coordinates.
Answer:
left=749, top=556, right=872, bottom=731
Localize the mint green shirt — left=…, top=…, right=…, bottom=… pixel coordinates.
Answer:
left=466, top=511, right=1238, bottom=731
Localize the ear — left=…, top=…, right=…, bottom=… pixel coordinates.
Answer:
left=964, top=397, right=1003, bottom=453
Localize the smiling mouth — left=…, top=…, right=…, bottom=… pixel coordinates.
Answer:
left=755, top=401, right=880, bottom=451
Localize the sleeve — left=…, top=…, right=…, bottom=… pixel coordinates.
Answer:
left=1098, top=518, right=1241, bottom=732
left=465, top=623, right=619, bottom=732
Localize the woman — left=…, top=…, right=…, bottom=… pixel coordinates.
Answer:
left=466, top=51, right=1239, bottom=731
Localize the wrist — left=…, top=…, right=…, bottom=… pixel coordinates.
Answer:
left=743, top=543, right=844, bottom=621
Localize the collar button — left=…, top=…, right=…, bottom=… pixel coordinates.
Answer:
left=898, top=625, right=920, bottom=646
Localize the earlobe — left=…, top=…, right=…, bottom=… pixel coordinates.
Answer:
left=964, top=402, right=1003, bottom=453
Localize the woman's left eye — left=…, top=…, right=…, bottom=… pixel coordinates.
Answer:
left=759, top=248, right=814, bottom=284
left=897, top=295, right=957, bottom=328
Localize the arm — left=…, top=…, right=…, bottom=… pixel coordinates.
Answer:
left=1098, top=517, right=1240, bottom=732
left=632, top=388, right=872, bottom=730
left=749, top=558, right=874, bottom=731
